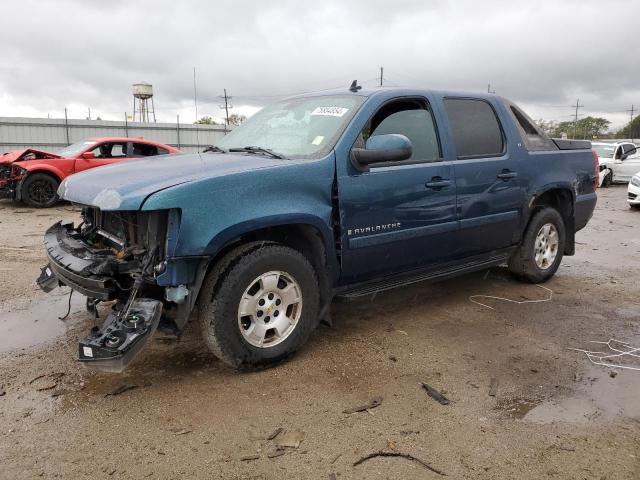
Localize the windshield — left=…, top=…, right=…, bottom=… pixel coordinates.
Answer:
left=592, top=144, right=616, bottom=159
left=215, top=95, right=364, bottom=158
left=58, top=140, right=96, bottom=157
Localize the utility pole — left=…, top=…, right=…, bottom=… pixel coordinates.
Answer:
left=487, top=83, right=495, bottom=94
left=219, top=89, right=232, bottom=131
left=627, top=104, right=636, bottom=123
left=87, top=107, right=91, bottom=120
left=572, top=98, right=584, bottom=139
left=380, top=66, right=384, bottom=86
left=193, top=67, right=198, bottom=122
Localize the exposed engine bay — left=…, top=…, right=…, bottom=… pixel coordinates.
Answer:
left=37, top=207, right=195, bottom=372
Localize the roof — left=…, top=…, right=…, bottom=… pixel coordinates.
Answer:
left=292, top=85, right=502, bottom=102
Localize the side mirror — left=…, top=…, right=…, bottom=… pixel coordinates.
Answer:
left=351, top=134, right=413, bottom=170
left=80, top=151, right=95, bottom=160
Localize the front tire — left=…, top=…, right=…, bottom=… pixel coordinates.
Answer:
left=21, top=173, right=60, bottom=208
left=602, top=171, right=613, bottom=188
left=508, top=207, right=566, bottom=283
left=198, top=244, right=320, bottom=369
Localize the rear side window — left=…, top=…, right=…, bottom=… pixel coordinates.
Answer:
left=509, top=104, right=556, bottom=151
left=444, top=98, right=504, bottom=158
left=132, top=143, right=159, bottom=157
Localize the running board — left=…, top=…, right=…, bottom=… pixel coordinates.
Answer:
left=337, top=255, right=509, bottom=300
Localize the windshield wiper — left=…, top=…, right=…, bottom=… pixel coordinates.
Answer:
left=228, top=146, right=287, bottom=159
left=202, top=145, right=226, bottom=153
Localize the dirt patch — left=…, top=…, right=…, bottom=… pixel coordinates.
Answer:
left=0, top=188, right=639, bottom=479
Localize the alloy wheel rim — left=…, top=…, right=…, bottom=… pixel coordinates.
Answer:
left=534, top=223, right=559, bottom=270
left=237, top=270, right=302, bottom=348
left=29, top=180, right=55, bottom=205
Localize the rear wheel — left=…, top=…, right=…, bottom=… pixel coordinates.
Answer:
left=198, top=244, right=320, bottom=369
left=21, top=173, right=60, bottom=208
left=508, top=207, right=565, bottom=283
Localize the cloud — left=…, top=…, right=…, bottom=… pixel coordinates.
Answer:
left=1, top=0, right=638, bottom=128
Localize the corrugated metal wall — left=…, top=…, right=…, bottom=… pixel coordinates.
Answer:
left=0, top=117, right=230, bottom=154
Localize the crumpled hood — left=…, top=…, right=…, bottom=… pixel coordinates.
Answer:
left=0, top=148, right=62, bottom=165
left=59, top=152, right=288, bottom=210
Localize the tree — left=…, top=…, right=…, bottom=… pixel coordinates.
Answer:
left=547, top=116, right=610, bottom=139
left=227, top=113, right=247, bottom=126
left=617, top=116, right=640, bottom=139
left=195, top=116, right=220, bottom=125
left=535, top=119, right=558, bottom=136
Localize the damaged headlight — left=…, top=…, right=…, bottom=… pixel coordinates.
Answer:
left=631, top=175, right=640, bottom=188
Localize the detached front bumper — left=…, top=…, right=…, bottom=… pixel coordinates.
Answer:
left=38, top=222, right=132, bottom=299
left=37, top=221, right=163, bottom=372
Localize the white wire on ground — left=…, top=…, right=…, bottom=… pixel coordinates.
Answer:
left=570, top=339, right=640, bottom=371
left=468, top=285, right=553, bottom=310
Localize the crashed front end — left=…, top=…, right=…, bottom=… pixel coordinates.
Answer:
left=37, top=207, right=200, bottom=372
left=0, top=164, right=27, bottom=200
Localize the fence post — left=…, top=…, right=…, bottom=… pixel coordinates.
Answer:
left=64, top=107, right=70, bottom=144
left=176, top=115, right=181, bottom=149
left=124, top=112, right=129, bottom=137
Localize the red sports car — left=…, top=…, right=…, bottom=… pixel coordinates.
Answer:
left=0, top=137, right=180, bottom=207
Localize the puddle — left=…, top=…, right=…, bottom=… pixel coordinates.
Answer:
left=0, top=290, right=88, bottom=353
left=499, top=365, right=640, bottom=424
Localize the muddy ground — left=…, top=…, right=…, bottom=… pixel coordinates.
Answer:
left=0, top=187, right=639, bottom=479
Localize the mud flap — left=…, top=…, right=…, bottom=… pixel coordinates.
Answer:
left=78, top=298, right=162, bottom=373
left=37, top=264, right=60, bottom=293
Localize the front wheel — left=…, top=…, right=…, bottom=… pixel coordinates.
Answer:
left=21, top=173, right=60, bottom=208
left=198, top=244, right=320, bottom=369
left=601, top=171, right=613, bottom=188
left=508, top=207, right=566, bottom=283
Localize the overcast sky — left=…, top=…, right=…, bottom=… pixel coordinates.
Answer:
left=1, top=0, right=639, bottom=129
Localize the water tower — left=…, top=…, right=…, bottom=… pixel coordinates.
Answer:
left=132, top=82, right=156, bottom=122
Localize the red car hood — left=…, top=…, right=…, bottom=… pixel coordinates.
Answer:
left=0, top=148, right=62, bottom=165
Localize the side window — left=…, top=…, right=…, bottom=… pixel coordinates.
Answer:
left=132, top=143, right=159, bottom=157
left=361, top=99, right=441, bottom=163
left=509, top=104, right=556, bottom=151
left=157, top=147, right=170, bottom=155
left=91, top=142, right=127, bottom=158
left=444, top=98, right=504, bottom=158
left=623, top=143, right=638, bottom=158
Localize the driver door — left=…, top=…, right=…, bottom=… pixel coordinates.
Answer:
left=338, top=97, right=458, bottom=284
left=614, top=143, right=640, bottom=182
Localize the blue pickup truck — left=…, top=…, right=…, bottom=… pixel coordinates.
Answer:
left=37, top=85, right=598, bottom=371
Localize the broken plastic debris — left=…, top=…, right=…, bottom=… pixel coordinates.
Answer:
left=343, top=396, right=383, bottom=414
left=276, top=430, right=305, bottom=448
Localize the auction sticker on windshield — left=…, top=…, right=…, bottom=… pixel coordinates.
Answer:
left=311, top=106, right=349, bottom=117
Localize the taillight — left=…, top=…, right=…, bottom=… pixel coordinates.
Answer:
left=592, top=150, right=599, bottom=190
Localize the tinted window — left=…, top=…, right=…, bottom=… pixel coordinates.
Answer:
left=444, top=98, right=504, bottom=158
left=132, top=143, right=159, bottom=157
left=364, top=99, right=440, bottom=163
left=157, top=147, right=170, bottom=155
left=509, top=105, right=556, bottom=151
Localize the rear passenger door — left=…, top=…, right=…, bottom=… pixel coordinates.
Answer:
left=443, top=98, right=525, bottom=256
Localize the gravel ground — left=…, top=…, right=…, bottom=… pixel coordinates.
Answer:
left=0, top=186, right=639, bottom=479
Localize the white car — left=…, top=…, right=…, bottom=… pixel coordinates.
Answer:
left=628, top=172, right=640, bottom=209
left=592, top=141, right=640, bottom=186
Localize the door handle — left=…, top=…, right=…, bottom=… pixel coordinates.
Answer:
left=425, top=178, right=451, bottom=189
left=497, top=171, right=518, bottom=181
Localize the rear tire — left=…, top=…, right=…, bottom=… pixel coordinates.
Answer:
left=508, top=207, right=565, bottom=283
left=21, top=173, right=60, bottom=208
left=198, top=244, right=320, bottom=369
